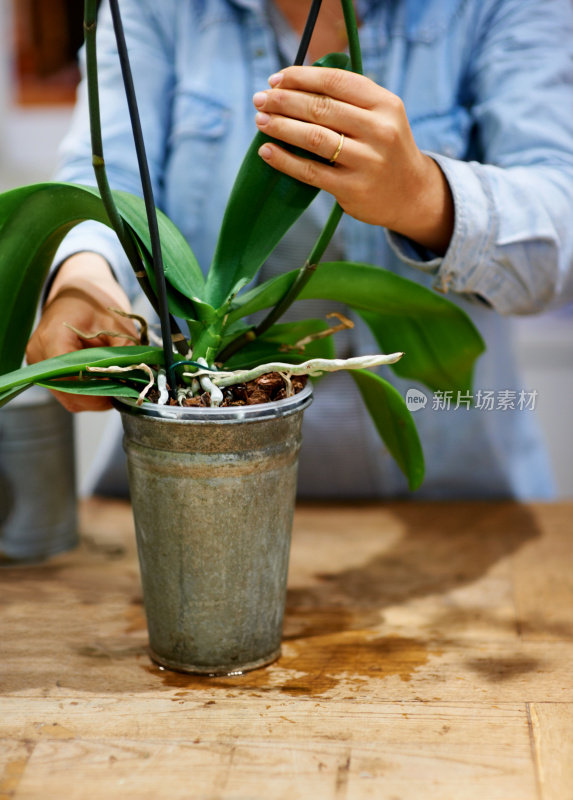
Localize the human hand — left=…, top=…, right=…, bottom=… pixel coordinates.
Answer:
left=253, top=66, right=454, bottom=255
left=26, top=252, right=139, bottom=412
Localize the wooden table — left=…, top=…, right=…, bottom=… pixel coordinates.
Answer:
left=1, top=499, right=572, bottom=799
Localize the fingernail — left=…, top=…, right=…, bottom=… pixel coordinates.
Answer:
left=253, top=91, right=266, bottom=108
left=258, top=144, right=272, bottom=160
left=255, top=111, right=270, bottom=126
left=268, top=72, right=283, bottom=87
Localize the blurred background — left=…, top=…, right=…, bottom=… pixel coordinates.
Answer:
left=0, top=0, right=572, bottom=496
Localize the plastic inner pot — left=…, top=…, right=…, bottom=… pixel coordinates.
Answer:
left=113, top=381, right=313, bottom=422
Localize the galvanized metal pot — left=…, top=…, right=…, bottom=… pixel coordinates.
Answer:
left=0, top=387, right=78, bottom=564
left=115, top=384, right=312, bottom=675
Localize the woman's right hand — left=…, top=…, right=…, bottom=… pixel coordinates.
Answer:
left=26, top=252, right=139, bottom=412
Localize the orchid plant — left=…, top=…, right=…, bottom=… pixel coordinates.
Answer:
left=0, top=0, right=484, bottom=490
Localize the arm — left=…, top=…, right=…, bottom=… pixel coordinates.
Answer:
left=28, top=1, right=176, bottom=411
left=419, top=0, right=573, bottom=314
left=26, top=253, right=138, bottom=412
left=253, top=0, right=573, bottom=314
left=252, top=68, right=455, bottom=255
left=51, top=0, right=176, bottom=301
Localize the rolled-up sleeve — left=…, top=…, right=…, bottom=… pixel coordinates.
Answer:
left=388, top=0, right=573, bottom=315
left=51, top=0, right=176, bottom=301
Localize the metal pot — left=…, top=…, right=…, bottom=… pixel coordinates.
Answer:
left=0, top=387, right=77, bottom=563
left=115, top=384, right=312, bottom=675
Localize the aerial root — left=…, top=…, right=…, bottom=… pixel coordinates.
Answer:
left=64, top=322, right=140, bottom=345
left=86, top=363, right=155, bottom=405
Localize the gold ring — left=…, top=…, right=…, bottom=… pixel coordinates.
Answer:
left=329, top=132, right=345, bottom=164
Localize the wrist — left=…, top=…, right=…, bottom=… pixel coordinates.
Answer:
left=391, top=154, right=454, bottom=256
left=47, top=252, right=130, bottom=311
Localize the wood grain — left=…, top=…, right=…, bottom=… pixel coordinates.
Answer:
left=529, top=703, right=573, bottom=800
left=1, top=499, right=571, bottom=798
left=511, top=505, right=573, bottom=642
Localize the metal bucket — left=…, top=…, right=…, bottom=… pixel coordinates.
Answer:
left=0, top=387, right=78, bottom=563
left=115, top=384, right=312, bottom=675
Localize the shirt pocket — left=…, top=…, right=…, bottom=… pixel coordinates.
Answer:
left=170, top=89, right=231, bottom=141
left=165, top=90, right=231, bottom=242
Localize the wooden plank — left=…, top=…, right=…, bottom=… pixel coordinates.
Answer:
left=511, top=506, right=573, bottom=642
left=530, top=703, right=573, bottom=800
left=3, top=591, right=573, bottom=701
left=0, top=741, right=35, bottom=800
left=1, top=502, right=572, bottom=702
left=2, top=499, right=572, bottom=798
left=2, top=701, right=536, bottom=800
left=288, top=503, right=521, bottom=645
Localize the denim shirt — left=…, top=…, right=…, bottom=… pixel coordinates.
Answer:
left=54, top=0, right=573, bottom=499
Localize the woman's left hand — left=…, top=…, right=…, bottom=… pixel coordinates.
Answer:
left=253, top=66, right=453, bottom=255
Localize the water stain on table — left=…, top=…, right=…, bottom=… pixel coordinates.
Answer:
left=466, top=654, right=542, bottom=682
left=143, top=633, right=432, bottom=697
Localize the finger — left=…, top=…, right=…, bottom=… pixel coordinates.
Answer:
left=256, top=112, right=353, bottom=165
left=27, top=319, right=92, bottom=364
left=258, top=141, right=343, bottom=194
left=27, top=301, right=139, bottom=365
left=26, top=324, right=73, bottom=365
left=254, top=87, right=366, bottom=138
left=267, top=66, right=389, bottom=110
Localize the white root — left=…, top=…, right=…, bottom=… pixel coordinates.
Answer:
left=196, top=357, right=224, bottom=407
left=182, top=352, right=404, bottom=389
left=157, top=370, right=169, bottom=405
left=280, top=371, right=293, bottom=397
left=86, top=363, right=155, bottom=406
left=86, top=353, right=403, bottom=408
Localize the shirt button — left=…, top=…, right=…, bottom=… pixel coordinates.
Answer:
left=254, top=48, right=265, bottom=58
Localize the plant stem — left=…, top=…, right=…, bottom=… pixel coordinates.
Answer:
left=107, top=0, right=176, bottom=388
left=294, top=0, right=323, bottom=65
left=217, top=0, right=364, bottom=364
left=83, top=1, right=187, bottom=362
left=84, top=1, right=138, bottom=269
left=341, top=0, right=363, bottom=74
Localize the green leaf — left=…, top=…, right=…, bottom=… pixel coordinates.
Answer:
left=349, top=369, right=425, bottom=491
left=0, top=345, right=163, bottom=396
left=228, top=261, right=485, bottom=394
left=0, top=183, right=203, bottom=375
left=0, top=384, right=33, bottom=408
left=37, top=377, right=144, bottom=398
left=218, top=320, right=253, bottom=350
left=111, top=190, right=204, bottom=302
left=223, top=319, right=335, bottom=370
left=135, top=243, right=197, bottom=320
left=204, top=52, right=351, bottom=308
left=204, top=132, right=319, bottom=308
left=0, top=183, right=111, bottom=373
left=227, top=271, right=296, bottom=321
